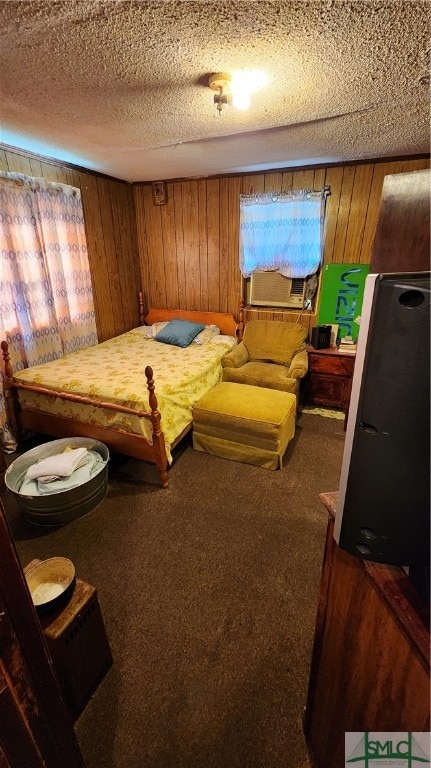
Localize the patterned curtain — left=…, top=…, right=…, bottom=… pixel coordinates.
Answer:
left=0, top=172, right=98, bottom=450
left=239, top=188, right=328, bottom=278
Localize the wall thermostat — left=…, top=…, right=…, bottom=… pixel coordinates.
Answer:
left=152, top=180, right=167, bottom=205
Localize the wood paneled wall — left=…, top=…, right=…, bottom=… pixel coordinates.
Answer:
left=0, top=148, right=141, bottom=342
left=134, top=157, right=429, bottom=332
left=1, top=147, right=428, bottom=340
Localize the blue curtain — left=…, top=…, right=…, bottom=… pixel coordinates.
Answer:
left=240, top=189, right=327, bottom=278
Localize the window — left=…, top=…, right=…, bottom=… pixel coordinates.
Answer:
left=0, top=173, right=97, bottom=366
left=239, top=188, right=328, bottom=280
left=0, top=172, right=98, bottom=450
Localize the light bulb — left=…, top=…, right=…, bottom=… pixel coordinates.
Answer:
left=230, top=70, right=268, bottom=111
left=232, top=91, right=251, bottom=111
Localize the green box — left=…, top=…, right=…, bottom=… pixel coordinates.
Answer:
left=317, top=263, right=370, bottom=341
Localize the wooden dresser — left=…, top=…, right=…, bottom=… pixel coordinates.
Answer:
left=304, top=492, right=430, bottom=768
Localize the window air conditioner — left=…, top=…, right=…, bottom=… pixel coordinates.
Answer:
left=248, top=271, right=306, bottom=309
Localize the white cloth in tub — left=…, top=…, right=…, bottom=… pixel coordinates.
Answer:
left=24, top=447, right=89, bottom=482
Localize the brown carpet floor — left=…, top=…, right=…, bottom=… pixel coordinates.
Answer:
left=2, top=411, right=345, bottom=768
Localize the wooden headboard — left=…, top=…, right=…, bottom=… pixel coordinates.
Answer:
left=144, top=307, right=238, bottom=337
left=138, top=291, right=244, bottom=339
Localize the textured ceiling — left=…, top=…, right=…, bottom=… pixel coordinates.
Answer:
left=0, top=0, right=430, bottom=182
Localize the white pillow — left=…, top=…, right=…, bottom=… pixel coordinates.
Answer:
left=193, top=324, right=221, bottom=345
left=134, top=322, right=169, bottom=338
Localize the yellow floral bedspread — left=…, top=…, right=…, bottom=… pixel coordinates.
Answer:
left=14, top=329, right=236, bottom=462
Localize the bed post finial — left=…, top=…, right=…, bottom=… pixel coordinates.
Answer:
left=138, top=291, right=145, bottom=326
left=237, top=297, right=245, bottom=341
left=1, top=340, right=14, bottom=379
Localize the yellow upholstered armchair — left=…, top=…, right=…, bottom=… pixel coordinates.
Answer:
left=221, top=319, right=308, bottom=397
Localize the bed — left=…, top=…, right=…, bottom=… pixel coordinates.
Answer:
left=1, top=295, right=244, bottom=488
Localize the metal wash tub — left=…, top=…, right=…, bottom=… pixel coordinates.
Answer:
left=5, top=437, right=109, bottom=526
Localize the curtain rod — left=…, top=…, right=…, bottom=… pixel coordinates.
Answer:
left=0, top=170, right=77, bottom=195
left=240, top=185, right=331, bottom=202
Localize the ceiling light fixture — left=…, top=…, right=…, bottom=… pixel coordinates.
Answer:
left=208, top=70, right=268, bottom=115
left=208, top=73, right=232, bottom=114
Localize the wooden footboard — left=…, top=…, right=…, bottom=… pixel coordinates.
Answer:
left=1, top=342, right=170, bottom=488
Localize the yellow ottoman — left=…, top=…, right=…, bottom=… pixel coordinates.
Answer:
left=192, top=382, right=296, bottom=470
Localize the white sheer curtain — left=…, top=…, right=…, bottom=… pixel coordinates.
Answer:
left=239, top=188, right=328, bottom=278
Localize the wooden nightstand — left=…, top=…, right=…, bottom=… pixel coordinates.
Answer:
left=305, top=345, right=356, bottom=420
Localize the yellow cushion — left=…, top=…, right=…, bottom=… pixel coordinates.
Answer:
left=243, top=320, right=307, bottom=366
left=222, top=361, right=298, bottom=393
left=193, top=382, right=296, bottom=469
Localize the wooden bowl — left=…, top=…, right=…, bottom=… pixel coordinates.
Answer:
left=25, top=557, right=76, bottom=613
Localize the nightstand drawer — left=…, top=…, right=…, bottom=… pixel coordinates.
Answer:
left=308, top=353, right=355, bottom=376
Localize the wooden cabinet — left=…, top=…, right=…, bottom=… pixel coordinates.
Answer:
left=370, top=169, right=430, bottom=274
left=304, top=493, right=430, bottom=768
left=305, top=346, right=355, bottom=412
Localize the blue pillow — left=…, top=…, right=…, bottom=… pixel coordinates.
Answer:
left=154, top=319, right=205, bottom=348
